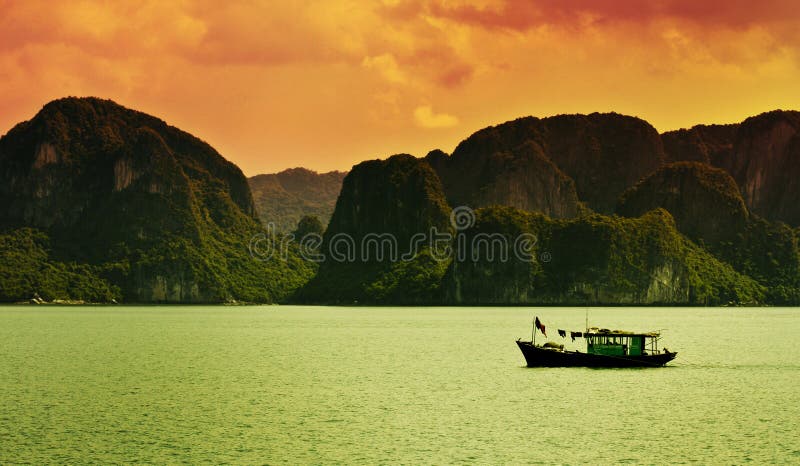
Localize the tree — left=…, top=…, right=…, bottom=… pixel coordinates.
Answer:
left=294, top=215, right=324, bottom=239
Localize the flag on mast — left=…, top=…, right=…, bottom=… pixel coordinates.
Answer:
left=535, top=317, right=547, bottom=337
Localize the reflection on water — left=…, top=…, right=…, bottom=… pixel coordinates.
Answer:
left=0, top=306, right=798, bottom=463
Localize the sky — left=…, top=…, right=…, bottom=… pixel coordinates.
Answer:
left=1, top=0, right=800, bottom=175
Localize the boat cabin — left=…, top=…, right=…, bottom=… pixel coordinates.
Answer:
left=585, top=328, right=663, bottom=357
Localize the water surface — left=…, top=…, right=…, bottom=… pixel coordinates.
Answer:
left=1, top=306, right=798, bottom=463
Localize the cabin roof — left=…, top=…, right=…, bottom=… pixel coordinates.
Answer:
left=585, top=328, right=661, bottom=338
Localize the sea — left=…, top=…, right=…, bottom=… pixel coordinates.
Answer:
left=0, top=306, right=798, bottom=464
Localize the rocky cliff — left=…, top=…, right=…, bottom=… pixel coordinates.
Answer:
left=0, top=98, right=254, bottom=231
left=718, top=111, right=800, bottom=226
left=0, top=97, right=313, bottom=303
left=294, top=149, right=767, bottom=305
left=248, top=168, right=346, bottom=232
left=5, top=101, right=799, bottom=305
left=441, top=207, right=762, bottom=305
left=662, top=111, right=800, bottom=226
left=616, top=161, right=800, bottom=304
left=662, top=124, right=738, bottom=165
left=292, top=109, right=800, bottom=306
left=617, top=162, right=749, bottom=248
left=296, top=154, right=452, bottom=303
left=324, top=154, right=451, bottom=245
left=431, top=113, right=664, bottom=215
left=425, top=143, right=580, bottom=218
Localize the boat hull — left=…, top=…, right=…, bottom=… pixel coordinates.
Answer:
left=516, top=340, right=676, bottom=368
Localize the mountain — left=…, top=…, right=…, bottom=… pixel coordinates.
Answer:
left=718, top=111, right=800, bottom=226
left=0, top=97, right=314, bottom=303
left=442, top=207, right=762, bottom=305
left=294, top=110, right=800, bottom=306
left=425, top=143, right=581, bottom=218
left=429, top=113, right=664, bottom=215
left=617, top=161, right=800, bottom=304
left=662, top=124, right=737, bottom=165
left=617, top=162, right=749, bottom=247
left=4, top=100, right=799, bottom=305
left=300, top=150, right=764, bottom=304
left=296, top=154, right=452, bottom=303
left=248, top=168, right=346, bottom=232
left=663, top=110, right=800, bottom=226
left=325, top=155, right=450, bottom=244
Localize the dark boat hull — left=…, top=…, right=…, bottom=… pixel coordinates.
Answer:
left=516, top=340, right=676, bottom=368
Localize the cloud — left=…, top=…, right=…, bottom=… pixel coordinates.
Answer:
left=362, top=53, right=408, bottom=84
left=414, top=105, right=459, bottom=128
left=1, top=0, right=799, bottom=175
left=435, top=62, right=474, bottom=88
left=419, top=0, right=800, bottom=31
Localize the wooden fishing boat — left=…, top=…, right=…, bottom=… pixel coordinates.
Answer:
left=517, top=318, right=676, bottom=368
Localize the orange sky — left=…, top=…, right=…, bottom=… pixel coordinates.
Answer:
left=1, top=0, right=799, bottom=175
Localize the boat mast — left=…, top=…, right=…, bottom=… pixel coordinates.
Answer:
left=532, top=317, right=537, bottom=346
left=585, top=308, right=589, bottom=333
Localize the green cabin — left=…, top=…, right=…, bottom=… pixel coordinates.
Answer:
left=585, top=329, right=662, bottom=357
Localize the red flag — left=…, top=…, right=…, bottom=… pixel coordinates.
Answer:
left=535, top=317, right=547, bottom=337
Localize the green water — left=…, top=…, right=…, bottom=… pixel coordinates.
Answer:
left=1, top=306, right=798, bottom=464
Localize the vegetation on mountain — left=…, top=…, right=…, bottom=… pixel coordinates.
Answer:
left=296, top=154, right=452, bottom=304
left=0, top=228, right=119, bottom=302
left=0, top=97, right=314, bottom=303
left=442, top=207, right=763, bottom=305
left=729, top=219, right=800, bottom=304
left=617, top=161, right=800, bottom=303
left=296, top=150, right=770, bottom=305
left=2, top=100, right=799, bottom=305
left=325, top=154, right=451, bottom=243
left=617, top=162, right=749, bottom=247
left=294, top=215, right=324, bottom=239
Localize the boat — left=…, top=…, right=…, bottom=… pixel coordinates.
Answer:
left=516, top=317, right=677, bottom=368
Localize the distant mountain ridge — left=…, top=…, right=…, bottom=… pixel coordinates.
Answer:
left=248, top=168, right=345, bottom=233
